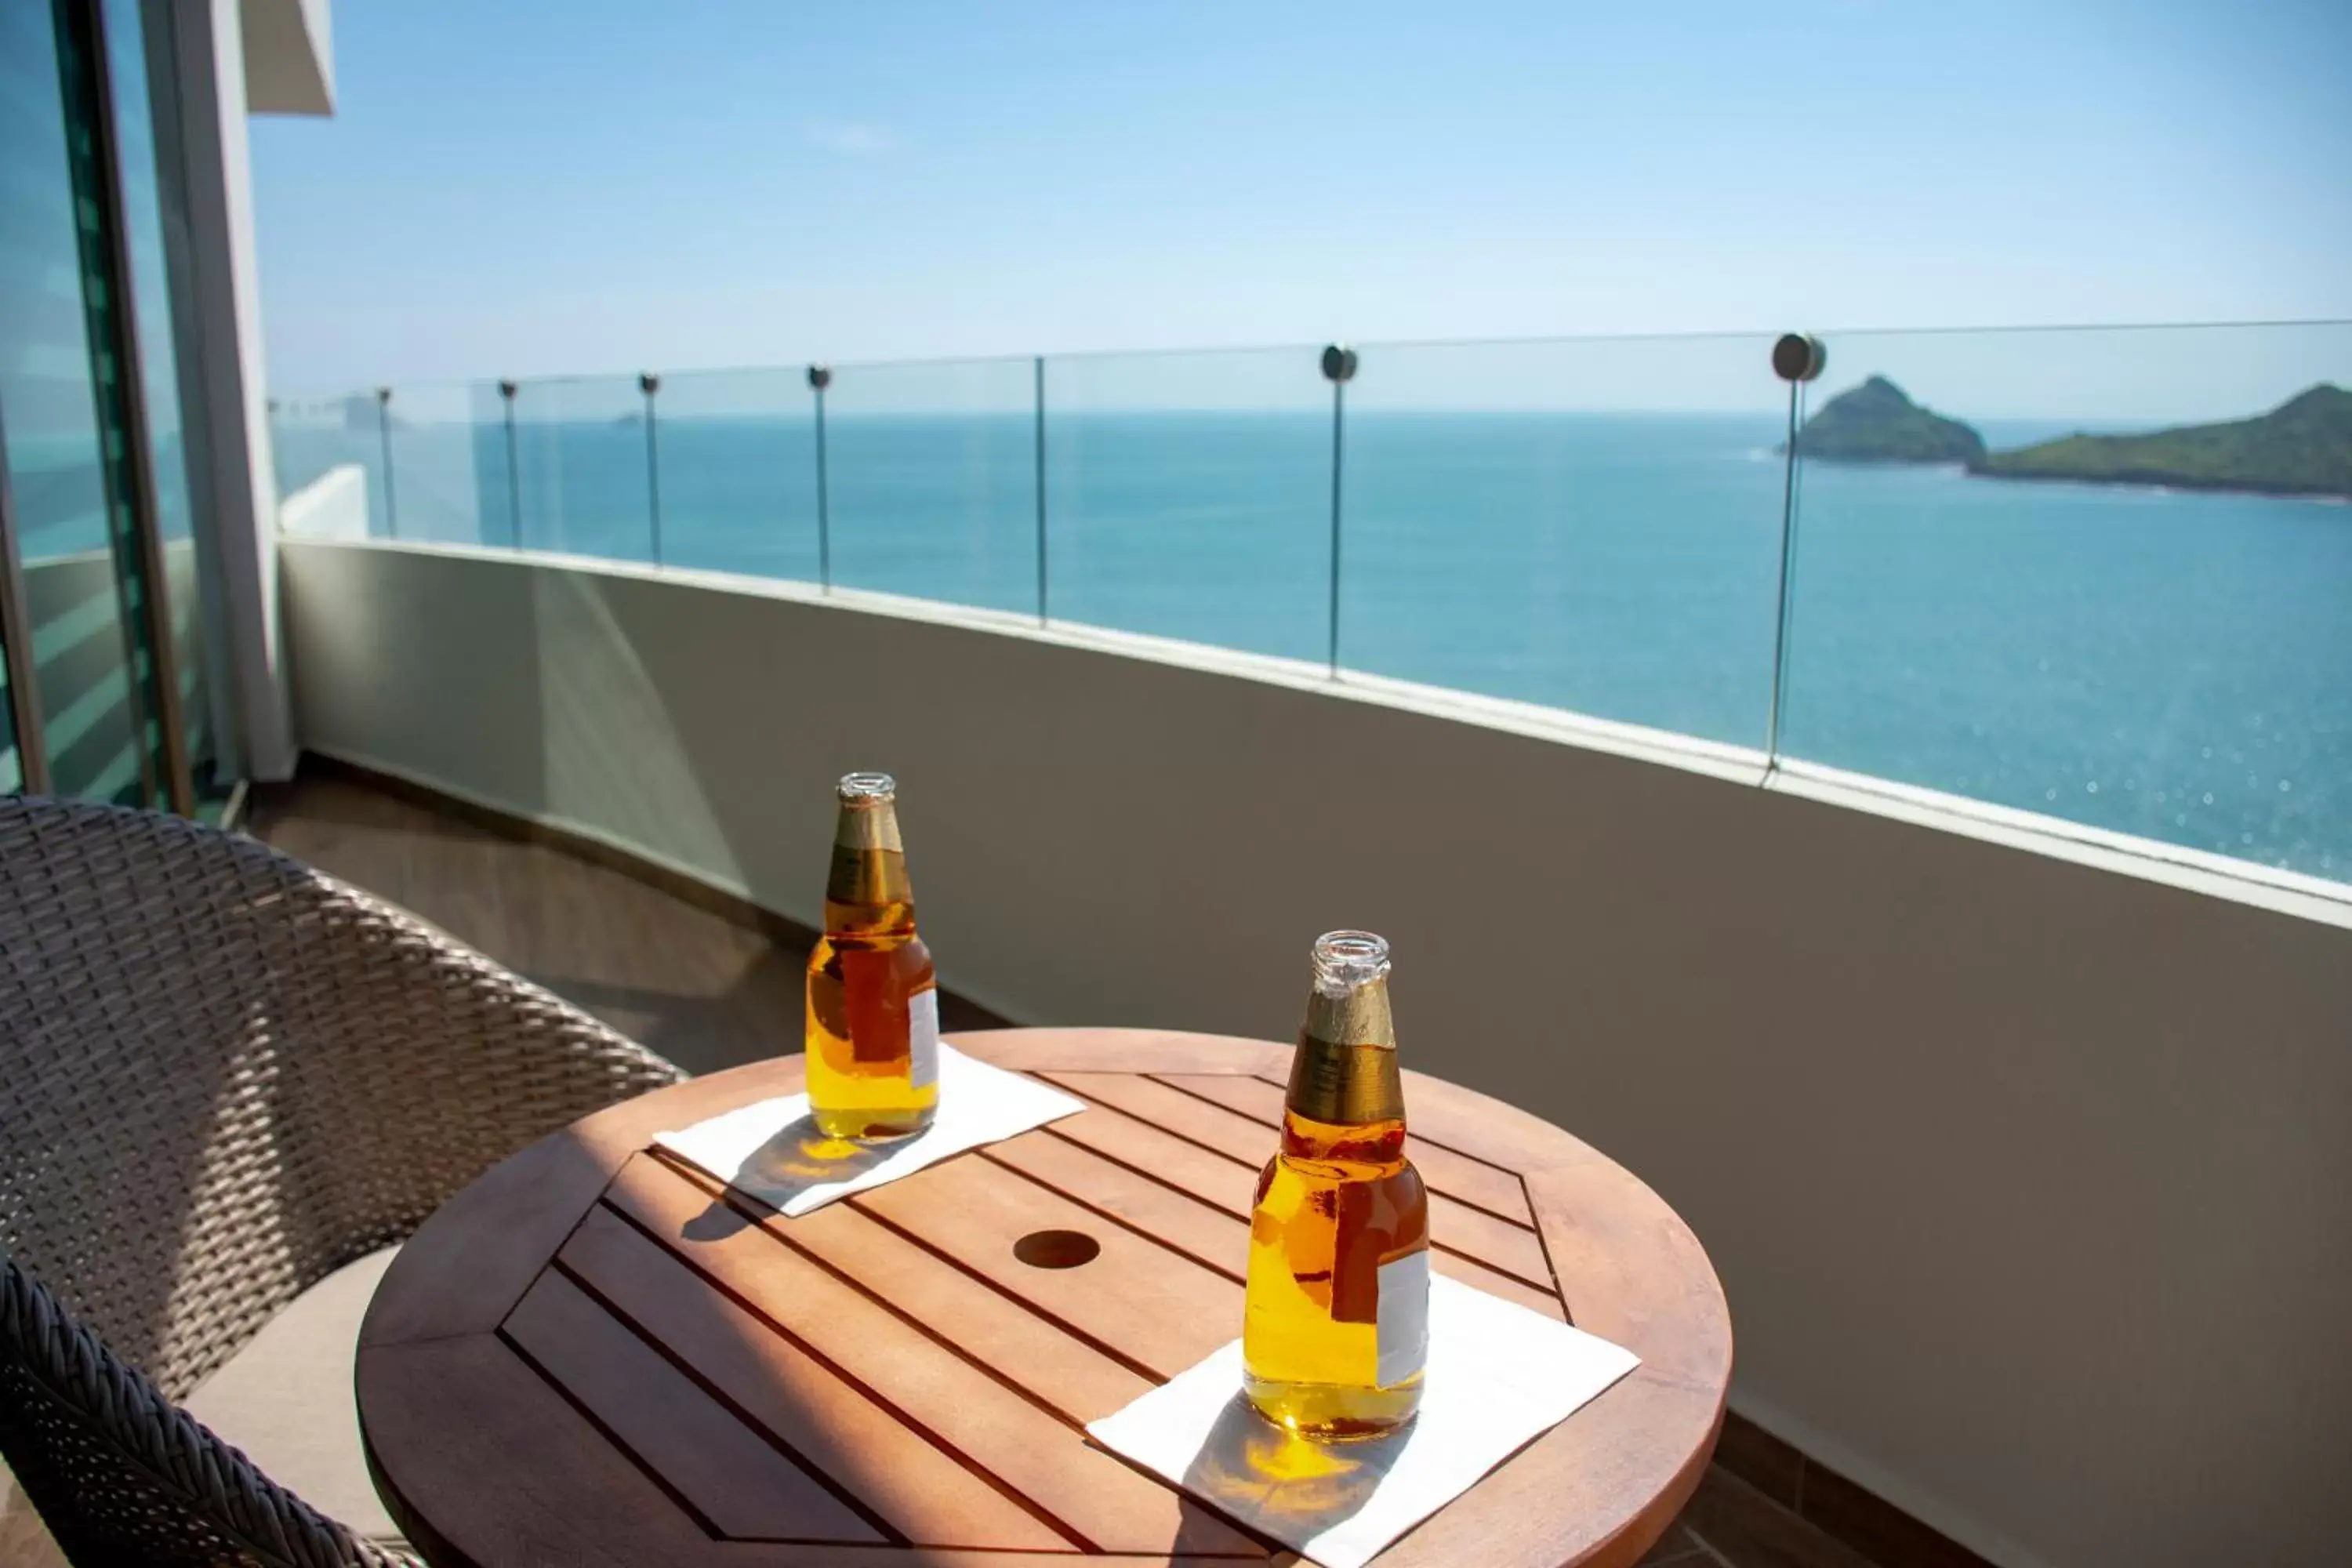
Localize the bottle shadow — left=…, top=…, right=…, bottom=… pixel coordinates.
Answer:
left=679, top=1113, right=896, bottom=1238
left=1172, top=1393, right=1416, bottom=1555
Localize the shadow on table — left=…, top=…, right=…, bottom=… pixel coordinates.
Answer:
left=678, top=1115, right=895, bottom=1238
left=1171, top=1393, right=1411, bottom=1556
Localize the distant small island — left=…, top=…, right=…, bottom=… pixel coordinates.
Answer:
left=1967, top=383, right=2352, bottom=500
left=1784, top=376, right=1986, bottom=465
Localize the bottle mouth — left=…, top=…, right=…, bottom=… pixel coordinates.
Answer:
left=1311, top=930, right=1391, bottom=995
left=837, top=771, right=897, bottom=804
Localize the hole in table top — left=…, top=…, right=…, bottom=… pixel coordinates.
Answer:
left=1014, top=1229, right=1101, bottom=1269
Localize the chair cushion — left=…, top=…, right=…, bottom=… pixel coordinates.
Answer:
left=184, top=1247, right=404, bottom=1544
left=0, top=1455, right=72, bottom=1568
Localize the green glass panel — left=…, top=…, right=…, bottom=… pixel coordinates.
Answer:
left=51, top=0, right=170, bottom=805
left=0, top=0, right=148, bottom=804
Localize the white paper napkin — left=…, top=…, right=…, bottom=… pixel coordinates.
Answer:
left=652, top=1043, right=1085, bottom=1217
left=1087, top=1273, right=1640, bottom=1568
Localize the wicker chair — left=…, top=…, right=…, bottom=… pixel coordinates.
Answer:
left=0, top=796, right=685, bottom=1566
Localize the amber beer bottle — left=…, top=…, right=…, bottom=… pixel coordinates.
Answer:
left=804, top=773, right=940, bottom=1141
left=1243, top=931, right=1431, bottom=1436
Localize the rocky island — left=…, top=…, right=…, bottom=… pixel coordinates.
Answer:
left=1785, top=376, right=1987, bottom=464
left=1967, top=383, right=2352, bottom=499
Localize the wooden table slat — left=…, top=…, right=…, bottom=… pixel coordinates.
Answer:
left=951, top=1029, right=1289, bottom=1076
left=981, top=1134, right=1248, bottom=1285
left=1040, top=1071, right=1560, bottom=1297
left=354, top=1122, right=635, bottom=1349
left=1152, top=1072, right=1537, bottom=1229
left=559, top=1200, right=1071, bottom=1551
left=358, top=1334, right=724, bottom=1568
left=695, top=1161, right=1160, bottom=1422
left=850, top=1150, right=1241, bottom=1383
left=1523, top=1165, right=1733, bottom=1392
left=1382, top=1064, right=1611, bottom=1177
left=503, top=1269, right=889, bottom=1544
left=360, top=1058, right=806, bottom=1348
left=1015, top=1111, right=1566, bottom=1322
left=605, top=1154, right=1271, bottom=1559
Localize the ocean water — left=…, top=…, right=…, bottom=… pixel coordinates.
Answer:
left=268, top=411, right=2352, bottom=884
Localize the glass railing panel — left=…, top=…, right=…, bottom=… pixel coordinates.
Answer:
left=513, top=376, right=655, bottom=564
left=382, top=381, right=512, bottom=546
left=271, top=393, right=388, bottom=533
left=1781, top=322, right=2352, bottom=883
left=822, top=357, right=1036, bottom=614
left=652, top=367, right=820, bottom=581
left=1044, top=347, right=1329, bottom=661
left=1342, top=333, right=1788, bottom=746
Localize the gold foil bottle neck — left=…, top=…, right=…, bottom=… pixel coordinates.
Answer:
left=828, top=772, right=912, bottom=916
left=1300, top=980, right=1395, bottom=1053
left=833, top=772, right=905, bottom=853
left=1288, top=931, right=1403, bottom=1126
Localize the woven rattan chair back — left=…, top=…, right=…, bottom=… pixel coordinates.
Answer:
left=1, top=796, right=683, bottom=1566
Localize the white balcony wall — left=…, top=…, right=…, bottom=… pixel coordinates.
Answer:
left=279, top=537, right=2352, bottom=1568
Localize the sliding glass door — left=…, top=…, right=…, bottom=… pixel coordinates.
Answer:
left=0, top=0, right=216, bottom=811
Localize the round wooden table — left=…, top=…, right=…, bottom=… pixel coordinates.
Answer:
left=359, top=1029, right=1730, bottom=1567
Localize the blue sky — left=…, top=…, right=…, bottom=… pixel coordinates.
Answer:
left=251, top=1, right=2352, bottom=401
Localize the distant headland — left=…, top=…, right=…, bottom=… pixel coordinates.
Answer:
left=1791, top=379, right=2352, bottom=500
left=1970, top=384, right=2352, bottom=499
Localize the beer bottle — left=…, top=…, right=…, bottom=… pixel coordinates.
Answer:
left=804, top=772, right=940, bottom=1141
left=1243, top=931, right=1430, bottom=1436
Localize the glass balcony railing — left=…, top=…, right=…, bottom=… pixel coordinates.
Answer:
left=821, top=356, right=1040, bottom=615
left=375, top=382, right=507, bottom=547
left=1776, top=325, right=2352, bottom=877
left=271, top=322, right=2352, bottom=887
left=653, top=367, right=822, bottom=582
left=514, top=375, right=655, bottom=564
left=1345, top=333, right=1790, bottom=747
left=1046, top=346, right=1331, bottom=662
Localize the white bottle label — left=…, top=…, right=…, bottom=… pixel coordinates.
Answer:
left=907, top=987, right=940, bottom=1089
left=1375, top=1249, right=1430, bottom=1387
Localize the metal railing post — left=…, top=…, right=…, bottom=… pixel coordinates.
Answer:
left=376, top=386, right=397, bottom=539
left=641, top=372, right=662, bottom=564
left=1321, top=344, right=1358, bottom=680
left=1033, top=355, right=1048, bottom=626
left=809, top=365, right=832, bottom=592
left=499, top=379, right=521, bottom=548
left=1766, top=332, right=1826, bottom=767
